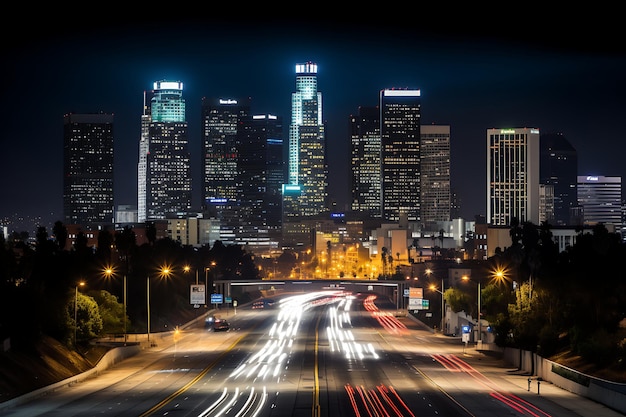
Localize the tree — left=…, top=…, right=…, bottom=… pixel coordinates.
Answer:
left=53, top=221, right=68, bottom=251
left=381, top=247, right=388, bottom=279
left=89, top=289, right=128, bottom=335
left=68, top=292, right=103, bottom=344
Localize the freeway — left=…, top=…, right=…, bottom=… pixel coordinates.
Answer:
left=0, top=291, right=609, bottom=417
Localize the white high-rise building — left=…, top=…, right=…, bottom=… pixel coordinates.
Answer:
left=287, top=62, right=327, bottom=217
left=487, top=128, right=540, bottom=226
left=138, top=80, right=191, bottom=222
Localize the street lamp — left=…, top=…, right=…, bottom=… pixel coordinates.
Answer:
left=74, top=281, right=85, bottom=346
left=184, top=264, right=199, bottom=285
left=462, top=274, right=482, bottom=344
left=205, top=261, right=216, bottom=307
left=104, top=266, right=127, bottom=345
left=426, top=269, right=445, bottom=334
left=428, top=281, right=445, bottom=334
left=147, top=266, right=171, bottom=343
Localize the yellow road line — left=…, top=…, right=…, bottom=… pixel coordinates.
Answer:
left=138, top=333, right=248, bottom=417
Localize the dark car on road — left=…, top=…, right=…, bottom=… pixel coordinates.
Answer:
left=212, top=318, right=230, bottom=331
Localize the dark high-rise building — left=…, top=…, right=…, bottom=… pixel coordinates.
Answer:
left=236, top=114, right=284, bottom=249
left=540, top=132, right=578, bottom=226
left=350, top=106, right=381, bottom=218
left=63, top=112, right=114, bottom=229
left=380, top=89, right=421, bottom=222
left=420, top=124, right=451, bottom=226
left=201, top=97, right=251, bottom=210
left=138, top=80, right=191, bottom=221
left=577, top=175, right=622, bottom=229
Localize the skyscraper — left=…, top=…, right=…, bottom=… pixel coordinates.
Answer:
left=380, top=89, right=421, bottom=222
left=577, top=175, right=622, bottom=229
left=350, top=106, right=381, bottom=217
left=138, top=81, right=191, bottom=222
left=540, top=132, right=578, bottom=226
left=236, top=114, right=284, bottom=249
left=201, top=97, right=251, bottom=211
left=63, top=112, right=114, bottom=229
left=420, top=124, right=451, bottom=226
left=287, top=62, right=327, bottom=217
left=487, top=128, right=540, bottom=226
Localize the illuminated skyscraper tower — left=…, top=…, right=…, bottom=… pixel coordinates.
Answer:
left=63, top=112, right=114, bottom=229
left=201, top=97, right=251, bottom=211
left=287, top=62, right=327, bottom=217
left=420, top=124, right=451, bottom=226
left=487, top=128, right=540, bottom=226
left=350, top=106, right=381, bottom=217
left=380, top=89, right=421, bottom=222
left=138, top=80, right=191, bottom=222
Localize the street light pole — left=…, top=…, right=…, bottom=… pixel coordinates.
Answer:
left=441, top=278, right=445, bottom=333
left=462, top=274, right=482, bottom=344
left=123, top=275, right=127, bottom=345
left=428, top=279, right=445, bottom=334
left=74, top=281, right=85, bottom=346
left=477, top=281, right=482, bottom=343
left=146, top=276, right=151, bottom=343
left=205, top=267, right=209, bottom=307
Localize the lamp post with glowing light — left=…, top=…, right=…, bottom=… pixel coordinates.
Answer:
left=147, top=266, right=171, bottom=343
left=462, top=274, right=482, bottom=344
left=426, top=269, right=445, bottom=333
left=104, top=266, right=127, bottom=345
left=205, top=261, right=216, bottom=307
left=74, top=281, right=85, bottom=346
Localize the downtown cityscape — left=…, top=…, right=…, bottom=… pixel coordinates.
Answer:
left=1, top=16, right=626, bottom=416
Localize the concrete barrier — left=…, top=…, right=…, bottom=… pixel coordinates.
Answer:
left=0, top=344, right=141, bottom=411
left=503, top=347, right=626, bottom=415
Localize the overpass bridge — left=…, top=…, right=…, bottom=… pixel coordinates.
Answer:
left=212, top=279, right=411, bottom=310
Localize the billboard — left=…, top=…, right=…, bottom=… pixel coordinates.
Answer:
left=190, top=284, right=206, bottom=305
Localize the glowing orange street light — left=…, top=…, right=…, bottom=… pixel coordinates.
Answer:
left=147, top=266, right=172, bottom=343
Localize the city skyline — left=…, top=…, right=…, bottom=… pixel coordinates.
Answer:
left=2, top=17, right=626, bottom=233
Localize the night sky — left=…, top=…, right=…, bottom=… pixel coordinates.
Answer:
left=2, top=15, right=625, bottom=234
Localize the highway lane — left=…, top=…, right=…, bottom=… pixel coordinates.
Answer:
left=1, top=290, right=601, bottom=417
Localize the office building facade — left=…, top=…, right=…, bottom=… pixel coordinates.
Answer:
left=201, top=97, right=251, bottom=210
left=487, top=128, right=540, bottom=226
left=138, top=80, right=191, bottom=221
left=63, top=112, right=114, bottom=229
left=577, top=175, right=622, bottom=229
left=350, top=106, right=381, bottom=217
left=420, top=124, right=451, bottom=226
left=287, top=62, right=327, bottom=217
left=540, top=132, right=578, bottom=225
left=236, top=114, right=285, bottom=250
left=380, top=89, right=421, bottom=222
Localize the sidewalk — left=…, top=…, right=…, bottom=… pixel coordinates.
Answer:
left=457, top=344, right=625, bottom=417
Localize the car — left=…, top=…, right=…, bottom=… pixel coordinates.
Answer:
left=212, top=318, right=230, bottom=331
left=204, top=315, right=217, bottom=328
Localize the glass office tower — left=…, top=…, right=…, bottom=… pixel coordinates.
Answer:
left=487, top=128, right=540, bottom=226
left=287, top=62, right=327, bottom=217
left=540, top=132, right=578, bottom=226
left=138, top=80, right=191, bottom=221
left=350, top=106, right=381, bottom=217
left=63, top=112, right=114, bottom=229
left=420, top=124, right=451, bottom=226
left=577, top=175, right=622, bottom=229
left=380, top=89, right=421, bottom=222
